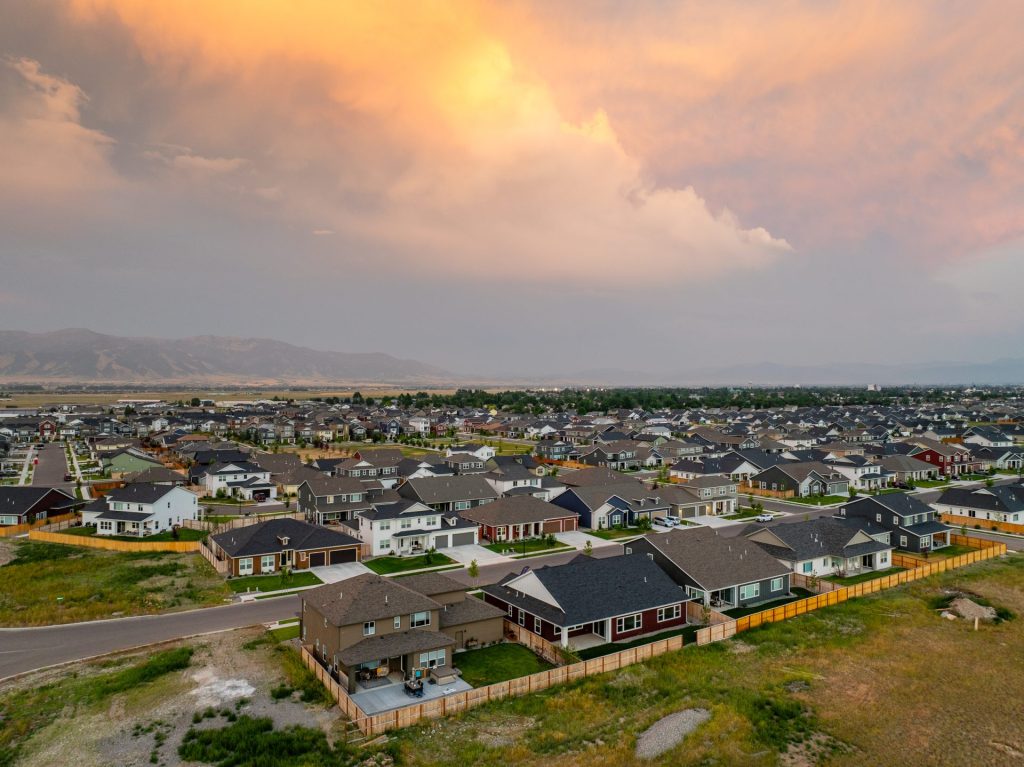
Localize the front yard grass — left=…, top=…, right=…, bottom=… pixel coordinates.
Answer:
left=454, top=643, right=554, bottom=687
left=484, top=538, right=571, bottom=556
left=0, top=540, right=230, bottom=625
left=364, top=553, right=458, bottom=575
left=784, top=495, right=848, bottom=506
left=825, top=567, right=908, bottom=586
left=586, top=527, right=645, bottom=541
left=725, top=507, right=768, bottom=520
left=227, top=571, right=322, bottom=593
left=391, top=554, right=1024, bottom=767
left=912, top=479, right=951, bottom=488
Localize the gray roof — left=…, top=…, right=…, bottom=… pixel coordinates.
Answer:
left=212, top=518, right=359, bottom=558
left=460, top=495, right=576, bottom=526
left=438, top=595, right=505, bottom=628
left=338, top=628, right=454, bottom=667
left=302, top=573, right=439, bottom=627
left=105, top=483, right=181, bottom=505
left=396, top=571, right=466, bottom=597
left=746, top=518, right=892, bottom=562
left=398, top=475, right=498, bottom=505
left=642, top=527, right=791, bottom=591
left=937, top=485, right=1024, bottom=514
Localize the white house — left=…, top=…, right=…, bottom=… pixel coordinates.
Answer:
left=81, top=483, right=199, bottom=537
left=201, top=461, right=277, bottom=501
left=356, top=499, right=478, bottom=556
left=446, top=443, right=496, bottom=461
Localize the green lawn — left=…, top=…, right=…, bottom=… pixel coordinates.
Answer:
left=825, top=567, right=908, bottom=586
left=454, top=643, right=554, bottom=687
left=927, top=544, right=980, bottom=559
left=269, top=623, right=301, bottom=642
left=576, top=625, right=702, bottom=660
left=227, top=571, right=322, bottom=593
left=587, top=527, right=645, bottom=541
left=364, top=553, right=458, bottom=574
left=723, top=588, right=814, bottom=618
left=958, top=473, right=990, bottom=481
left=484, top=538, right=570, bottom=556
left=913, top=479, right=951, bottom=488
left=58, top=525, right=207, bottom=542
left=785, top=495, right=848, bottom=506
left=725, top=508, right=768, bottom=520
left=871, top=488, right=907, bottom=495
left=0, top=541, right=229, bottom=625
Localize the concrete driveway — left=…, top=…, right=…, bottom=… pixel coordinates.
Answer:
left=555, top=530, right=621, bottom=549
left=436, top=543, right=505, bottom=565
left=311, top=562, right=372, bottom=583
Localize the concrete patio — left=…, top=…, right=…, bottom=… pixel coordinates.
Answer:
left=350, top=676, right=473, bottom=715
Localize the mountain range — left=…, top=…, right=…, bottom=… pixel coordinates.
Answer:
left=0, top=329, right=454, bottom=385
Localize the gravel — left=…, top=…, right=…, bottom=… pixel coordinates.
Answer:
left=635, top=708, right=711, bottom=760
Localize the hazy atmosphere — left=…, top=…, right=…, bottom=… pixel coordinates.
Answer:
left=1, top=1, right=1023, bottom=379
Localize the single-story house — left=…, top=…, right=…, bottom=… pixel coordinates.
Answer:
left=745, top=518, right=894, bottom=577
left=460, top=495, right=578, bottom=542
left=209, top=517, right=362, bottom=576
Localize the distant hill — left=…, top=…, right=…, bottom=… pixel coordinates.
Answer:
left=0, top=329, right=455, bottom=385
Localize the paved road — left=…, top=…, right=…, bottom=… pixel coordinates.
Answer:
left=0, top=596, right=302, bottom=682
left=31, top=442, right=71, bottom=488
left=445, top=543, right=621, bottom=587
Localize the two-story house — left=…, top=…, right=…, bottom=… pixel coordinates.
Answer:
left=745, top=518, right=894, bottom=578
left=357, top=499, right=478, bottom=556
left=298, top=475, right=375, bottom=525
left=397, top=475, right=498, bottom=513
left=837, top=494, right=951, bottom=552
left=200, top=461, right=277, bottom=501
left=81, top=483, right=199, bottom=537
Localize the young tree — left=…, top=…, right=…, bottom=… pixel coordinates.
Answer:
left=467, top=559, right=479, bottom=579
left=582, top=540, right=593, bottom=557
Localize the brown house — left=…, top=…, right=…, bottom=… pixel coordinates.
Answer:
left=460, top=495, right=578, bottom=542
left=301, top=572, right=504, bottom=693
left=209, top=518, right=361, bottom=577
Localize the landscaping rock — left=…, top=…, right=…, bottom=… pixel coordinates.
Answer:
left=950, top=597, right=997, bottom=622
left=635, top=708, right=711, bottom=760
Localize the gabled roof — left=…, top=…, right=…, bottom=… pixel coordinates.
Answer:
left=303, top=572, right=439, bottom=627
left=105, top=483, right=187, bottom=505
left=745, top=518, right=891, bottom=562
left=398, top=475, right=498, bottom=504
left=641, top=527, right=791, bottom=591
left=460, top=495, right=577, bottom=526
left=211, top=518, right=359, bottom=557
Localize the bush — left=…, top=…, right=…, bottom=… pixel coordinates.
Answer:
left=178, top=716, right=352, bottom=767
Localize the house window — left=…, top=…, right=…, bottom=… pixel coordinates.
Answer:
left=616, top=613, right=642, bottom=633
left=657, top=605, right=681, bottom=623
left=379, top=539, right=391, bottom=551
left=893, top=516, right=899, bottom=525
left=739, top=583, right=760, bottom=601
left=454, top=501, right=471, bottom=511
left=802, top=562, right=813, bottom=573
left=411, top=611, right=430, bottom=628
left=380, top=521, right=390, bottom=531
left=400, top=519, right=412, bottom=529
left=899, top=535, right=908, bottom=547
left=260, top=555, right=275, bottom=573
left=363, top=621, right=375, bottom=636
left=518, top=609, right=525, bottom=626
left=507, top=604, right=514, bottom=618
left=534, top=617, right=542, bottom=633
left=394, top=615, right=401, bottom=629
left=686, top=586, right=705, bottom=601
left=238, top=558, right=253, bottom=576
left=875, top=513, right=882, bottom=523
left=418, top=649, right=445, bottom=668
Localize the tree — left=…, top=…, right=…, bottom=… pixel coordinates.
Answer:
left=985, top=477, right=995, bottom=488
left=848, top=486, right=858, bottom=499
left=190, top=397, right=201, bottom=407
left=467, top=559, right=479, bottom=579
left=582, top=540, right=593, bottom=557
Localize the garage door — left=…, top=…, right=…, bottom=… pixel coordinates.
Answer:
left=451, top=532, right=475, bottom=546
left=309, top=552, right=326, bottom=567
left=433, top=534, right=449, bottom=549
left=329, top=548, right=356, bottom=564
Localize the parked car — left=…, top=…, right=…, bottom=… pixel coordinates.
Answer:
left=754, top=513, right=774, bottom=523
left=654, top=516, right=679, bottom=527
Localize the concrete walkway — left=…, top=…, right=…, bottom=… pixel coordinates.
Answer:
left=17, top=446, right=34, bottom=485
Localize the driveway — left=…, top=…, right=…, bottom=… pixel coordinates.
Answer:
left=311, top=562, right=372, bottom=583
left=555, top=530, right=621, bottom=549
left=436, top=543, right=507, bottom=565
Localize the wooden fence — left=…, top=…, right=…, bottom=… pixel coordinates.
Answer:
left=696, top=536, right=1006, bottom=645
left=791, top=572, right=842, bottom=594
left=0, top=512, right=79, bottom=538
left=941, top=513, right=1024, bottom=536
left=28, top=529, right=201, bottom=553
left=185, top=511, right=303, bottom=536
left=503, top=620, right=565, bottom=665
left=739, top=484, right=796, bottom=499
left=197, top=541, right=229, bottom=574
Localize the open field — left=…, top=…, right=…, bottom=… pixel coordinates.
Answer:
left=0, top=627, right=349, bottom=767
left=0, top=540, right=230, bottom=626
left=386, top=553, right=1024, bottom=767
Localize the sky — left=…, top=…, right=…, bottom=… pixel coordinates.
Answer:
left=0, top=0, right=1022, bottom=379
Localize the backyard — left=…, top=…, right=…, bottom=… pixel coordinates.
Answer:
left=825, top=567, right=908, bottom=586
left=0, top=539, right=230, bottom=625
left=723, top=588, right=815, bottom=619
left=60, top=524, right=208, bottom=542
left=364, top=553, right=458, bottom=575
left=453, top=643, right=554, bottom=687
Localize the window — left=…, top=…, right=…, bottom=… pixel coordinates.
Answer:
left=507, top=604, right=514, bottom=617
left=394, top=615, right=401, bottom=629
left=899, top=535, right=908, bottom=547
left=686, top=586, right=705, bottom=601
left=518, top=609, right=525, bottom=626
left=418, top=649, right=445, bottom=668
left=379, top=539, right=391, bottom=551
left=363, top=621, right=375, bottom=636
left=616, top=614, right=642, bottom=633
left=802, top=562, right=813, bottom=574
left=380, top=521, right=390, bottom=531
left=238, top=558, right=253, bottom=576
left=534, top=616, right=542, bottom=633
left=657, top=605, right=681, bottom=623
left=400, top=519, right=412, bottom=529
left=875, top=513, right=882, bottom=523
left=739, top=583, right=760, bottom=601
left=893, top=516, right=899, bottom=525
left=411, top=611, right=430, bottom=628
left=454, top=501, right=471, bottom=511
left=771, top=577, right=784, bottom=592
left=260, top=555, right=275, bottom=573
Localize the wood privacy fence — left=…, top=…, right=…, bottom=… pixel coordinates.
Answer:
left=503, top=621, right=565, bottom=665
left=28, top=529, right=201, bottom=553
left=0, top=512, right=79, bottom=538
left=185, top=511, right=304, bottom=536
left=695, top=536, right=1006, bottom=645
left=303, top=625, right=686, bottom=738
left=536, top=458, right=592, bottom=471
left=791, top=572, right=842, bottom=594
left=940, top=513, right=1024, bottom=536
left=197, top=541, right=229, bottom=574
left=739, top=484, right=796, bottom=499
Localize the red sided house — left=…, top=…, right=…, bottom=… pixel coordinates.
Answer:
left=481, top=554, right=689, bottom=649
left=459, top=495, right=578, bottom=542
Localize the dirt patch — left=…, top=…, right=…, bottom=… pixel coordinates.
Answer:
left=781, top=732, right=848, bottom=767
left=729, top=641, right=756, bottom=654
left=635, top=708, right=711, bottom=759
left=949, top=597, right=998, bottom=622
left=475, top=715, right=536, bottom=748
left=0, top=540, right=15, bottom=567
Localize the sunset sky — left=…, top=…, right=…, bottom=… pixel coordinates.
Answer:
left=1, top=1, right=1022, bottom=377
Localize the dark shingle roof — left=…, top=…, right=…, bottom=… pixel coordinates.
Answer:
left=642, top=527, right=791, bottom=591
left=460, top=495, right=576, bottom=526
left=303, top=573, right=438, bottom=626
left=212, top=518, right=359, bottom=557
left=338, top=629, right=453, bottom=667
left=105, top=483, right=183, bottom=505
left=746, top=518, right=891, bottom=562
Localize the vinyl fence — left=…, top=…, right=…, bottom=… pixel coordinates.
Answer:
left=0, top=512, right=79, bottom=538
left=28, top=529, right=201, bottom=553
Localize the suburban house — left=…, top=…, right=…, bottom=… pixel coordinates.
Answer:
left=356, top=499, right=478, bottom=556
left=934, top=484, right=1024, bottom=525
left=333, top=449, right=403, bottom=488
left=459, top=495, right=578, bottom=542
left=126, top=466, right=189, bottom=486
left=748, top=461, right=850, bottom=498
left=577, top=441, right=642, bottom=471
left=876, top=455, right=939, bottom=484
left=80, top=483, right=199, bottom=537
left=625, top=527, right=792, bottom=609
left=549, top=483, right=670, bottom=529
left=658, top=475, right=737, bottom=517
left=445, top=443, right=496, bottom=461
left=0, top=487, right=77, bottom=526
left=907, top=438, right=979, bottom=477
left=745, top=518, right=894, bottom=578
left=967, top=445, right=1024, bottom=472
left=963, top=426, right=1014, bottom=448
left=837, top=494, right=951, bottom=552
left=535, top=439, right=575, bottom=462
left=200, top=461, right=277, bottom=501
left=208, top=517, right=362, bottom=575
left=483, top=455, right=545, bottom=496
left=298, top=475, right=374, bottom=525
left=397, top=475, right=499, bottom=512
left=481, top=554, right=689, bottom=648
left=101, top=447, right=164, bottom=477
left=301, top=572, right=504, bottom=693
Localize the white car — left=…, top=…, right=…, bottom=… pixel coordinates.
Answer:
left=754, top=513, right=774, bottom=523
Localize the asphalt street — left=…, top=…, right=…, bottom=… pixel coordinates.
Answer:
left=31, top=442, right=71, bottom=488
